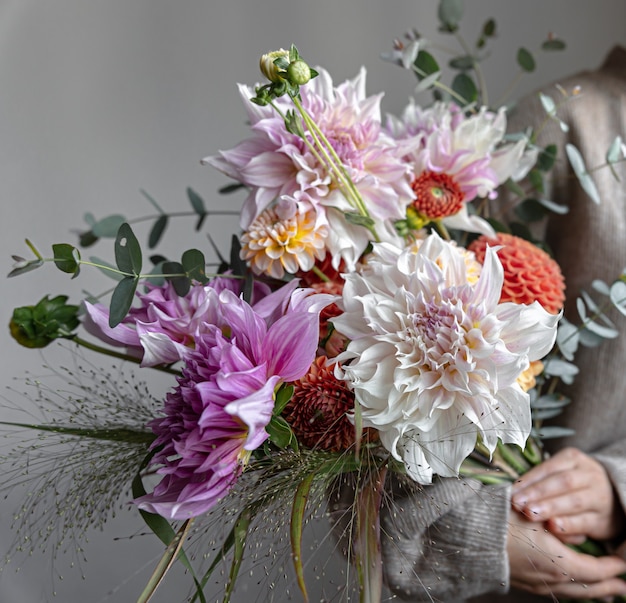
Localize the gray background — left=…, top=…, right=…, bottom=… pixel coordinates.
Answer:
left=0, top=1, right=624, bottom=601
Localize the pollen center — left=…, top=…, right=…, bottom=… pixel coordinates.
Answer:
left=411, top=170, right=464, bottom=219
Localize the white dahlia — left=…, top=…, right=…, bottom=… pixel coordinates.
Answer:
left=332, top=234, right=559, bottom=483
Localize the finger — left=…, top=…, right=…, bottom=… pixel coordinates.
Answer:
left=561, top=551, right=626, bottom=583
left=515, top=488, right=596, bottom=522
left=512, top=447, right=582, bottom=494
left=512, top=576, right=626, bottom=599
left=548, top=514, right=599, bottom=538
left=512, top=469, right=594, bottom=510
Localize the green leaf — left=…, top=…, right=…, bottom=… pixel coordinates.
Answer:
left=414, top=70, right=441, bottom=94
left=606, top=135, right=623, bottom=164
left=92, top=214, right=127, bottom=238
left=218, top=183, right=246, bottom=195
left=115, top=222, right=142, bottom=275
left=109, top=276, right=138, bottom=327
left=267, top=415, right=298, bottom=450
left=517, top=47, right=536, bottom=72
left=274, top=384, right=294, bottom=416
left=438, top=0, right=464, bottom=32
left=566, top=143, right=601, bottom=203
left=532, top=393, right=571, bottom=410
left=181, top=248, right=208, bottom=284
left=536, top=197, right=569, bottom=215
left=482, top=18, right=496, bottom=37
left=536, top=426, right=576, bottom=439
left=514, top=199, right=548, bottom=223
left=539, top=92, right=556, bottom=116
left=610, top=280, right=626, bottom=316
left=541, top=38, right=566, bottom=51
left=149, top=215, right=169, bottom=249
left=413, top=50, right=440, bottom=78
left=140, top=188, right=165, bottom=214
left=556, top=319, right=579, bottom=360
left=542, top=357, right=579, bottom=384
left=451, top=72, right=478, bottom=104
left=52, top=243, right=81, bottom=278
left=7, top=258, right=43, bottom=278
left=291, top=473, right=315, bottom=603
left=528, top=169, right=544, bottom=193
left=136, top=520, right=195, bottom=603
left=536, top=144, right=558, bottom=171
left=449, top=55, right=475, bottom=71
left=223, top=508, right=253, bottom=603
left=343, top=212, right=375, bottom=230
left=187, top=187, right=207, bottom=216
left=162, top=261, right=190, bottom=296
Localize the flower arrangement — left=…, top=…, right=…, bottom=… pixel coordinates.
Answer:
left=4, top=2, right=626, bottom=602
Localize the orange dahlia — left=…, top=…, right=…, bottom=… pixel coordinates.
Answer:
left=411, top=170, right=464, bottom=219
left=468, top=233, right=565, bottom=314
left=283, top=356, right=359, bottom=452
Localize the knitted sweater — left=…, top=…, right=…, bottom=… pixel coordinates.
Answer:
left=378, top=46, right=626, bottom=603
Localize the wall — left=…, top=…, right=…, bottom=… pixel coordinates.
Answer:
left=0, top=1, right=623, bottom=601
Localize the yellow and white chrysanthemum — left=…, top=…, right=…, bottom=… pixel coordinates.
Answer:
left=241, top=197, right=329, bottom=279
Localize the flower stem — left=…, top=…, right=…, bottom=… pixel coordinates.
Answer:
left=72, top=336, right=181, bottom=375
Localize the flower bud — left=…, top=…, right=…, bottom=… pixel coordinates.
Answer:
left=259, top=49, right=289, bottom=83
left=286, top=59, right=311, bottom=85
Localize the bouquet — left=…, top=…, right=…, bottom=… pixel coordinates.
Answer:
left=4, top=1, right=626, bottom=601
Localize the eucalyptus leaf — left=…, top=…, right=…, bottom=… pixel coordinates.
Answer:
left=532, top=393, right=571, bottom=410
left=149, top=215, right=169, bottom=249
left=414, top=71, right=441, bottom=94
left=517, top=47, right=536, bottom=72
left=539, top=92, right=556, bottom=116
left=181, top=248, right=208, bottom=284
left=452, top=72, right=478, bottom=104
left=109, top=276, right=139, bottom=328
left=533, top=408, right=566, bottom=421
left=556, top=319, right=579, bottom=361
left=163, top=261, right=190, bottom=297
left=592, top=279, right=611, bottom=296
left=536, top=426, right=577, bottom=439
left=115, top=223, right=143, bottom=275
left=218, top=182, right=246, bottom=195
left=449, top=55, right=475, bottom=70
left=606, top=135, right=624, bottom=163
left=514, top=199, right=548, bottom=223
left=542, top=357, right=579, bottom=384
left=583, top=319, right=618, bottom=339
left=187, top=187, right=207, bottom=215
left=566, top=143, right=601, bottom=203
left=536, top=144, right=557, bottom=171
left=52, top=243, right=81, bottom=276
left=536, top=197, right=569, bottom=215
left=140, top=188, right=165, bottom=214
left=413, top=50, right=440, bottom=78
left=541, top=38, right=566, bottom=51
left=578, top=328, right=605, bottom=348
left=7, top=259, right=44, bottom=278
left=610, top=280, right=626, bottom=316
left=92, top=214, right=127, bottom=238
left=438, top=0, right=464, bottom=31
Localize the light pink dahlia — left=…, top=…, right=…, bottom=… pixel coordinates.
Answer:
left=388, top=101, right=537, bottom=234
left=332, top=234, right=559, bottom=484
left=204, top=68, right=413, bottom=269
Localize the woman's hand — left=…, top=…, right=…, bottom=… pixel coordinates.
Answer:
left=511, top=447, right=626, bottom=544
left=508, top=508, right=626, bottom=599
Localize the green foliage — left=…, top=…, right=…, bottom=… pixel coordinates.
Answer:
left=10, top=294, right=79, bottom=348
left=566, top=143, right=601, bottom=203
left=517, top=47, right=536, bottom=72
left=451, top=72, right=477, bottom=104
left=109, top=276, right=139, bottom=328
left=413, top=50, right=440, bottom=79
left=438, top=0, right=464, bottom=32
left=52, top=243, right=81, bottom=277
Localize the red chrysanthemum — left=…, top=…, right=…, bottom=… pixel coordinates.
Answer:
left=411, top=170, right=464, bottom=219
left=468, top=233, right=566, bottom=314
left=283, top=356, right=358, bottom=452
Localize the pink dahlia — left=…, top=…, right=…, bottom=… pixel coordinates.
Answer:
left=135, top=284, right=334, bottom=519
left=83, top=277, right=271, bottom=367
left=204, top=68, right=413, bottom=269
left=388, top=101, right=537, bottom=234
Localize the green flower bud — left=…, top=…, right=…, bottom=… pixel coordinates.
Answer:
left=259, top=49, right=290, bottom=83
left=286, top=59, right=311, bottom=86
left=9, top=295, right=80, bottom=348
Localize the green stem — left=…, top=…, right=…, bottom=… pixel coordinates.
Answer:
left=454, top=32, right=489, bottom=106
left=72, top=336, right=181, bottom=376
